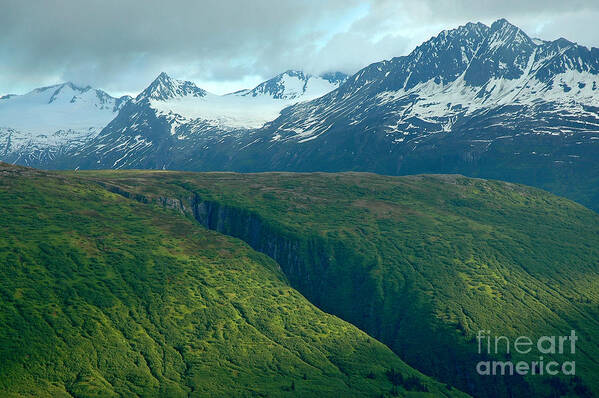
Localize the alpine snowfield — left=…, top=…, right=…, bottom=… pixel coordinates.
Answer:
left=0, top=83, right=130, bottom=165
left=149, top=71, right=344, bottom=131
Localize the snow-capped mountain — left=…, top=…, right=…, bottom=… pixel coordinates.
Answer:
left=65, top=70, right=347, bottom=169
left=0, top=70, right=346, bottom=169
left=239, top=70, right=345, bottom=100
left=2, top=19, right=598, bottom=209
left=144, top=69, right=346, bottom=130
left=254, top=19, right=599, bottom=145
left=140, top=72, right=208, bottom=101
left=0, top=82, right=130, bottom=165
left=222, top=19, right=599, bottom=209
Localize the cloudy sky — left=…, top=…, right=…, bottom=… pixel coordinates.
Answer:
left=2, top=0, right=599, bottom=97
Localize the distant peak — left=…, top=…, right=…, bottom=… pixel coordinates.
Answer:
left=444, top=21, right=488, bottom=35
left=150, top=72, right=175, bottom=85
left=486, top=18, right=533, bottom=49
left=241, top=69, right=339, bottom=100
left=552, top=37, right=575, bottom=47
left=465, top=21, right=487, bottom=28
left=491, top=18, right=510, bottom=26
left=64, top=82, right=93, bottom=92
left=277, top=70, right=348, bottom=85
left=156, top=72, right=171, bottom=80
left=490, top=18, right=518, bottom=32
left=138, top=72, right=206, bottom=101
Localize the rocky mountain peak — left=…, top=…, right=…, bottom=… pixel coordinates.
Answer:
left=137, top=72, right=207, bottom=102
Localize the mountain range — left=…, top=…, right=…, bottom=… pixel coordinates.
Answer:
left=1, top=19, right=598, bottom=210
left=0, top=70, right=346, bottom=169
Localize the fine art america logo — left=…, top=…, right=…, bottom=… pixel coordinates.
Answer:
left=476, top=330, right=577, bottom=376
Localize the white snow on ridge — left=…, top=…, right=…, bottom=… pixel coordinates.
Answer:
left=151, top=93, right=287, bottom=129
left=0, top=83, right=127, bottom=154
left=0, top=71, right=344, bottom=157
left=0, top=83, right=122, bottom=134
left=302, top=77, right=340, bottom=99
left=375, top=68, right=599, bottom=123
left=276, top=47, right=599, bottom=144
left=150, top=73, right=342, bottom=129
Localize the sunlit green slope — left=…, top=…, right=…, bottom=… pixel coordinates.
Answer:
left=84, top=170, right=599, bottom=398
left=0, top=164, right=465, bottom=398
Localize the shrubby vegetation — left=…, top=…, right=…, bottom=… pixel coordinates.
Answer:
left=0, top=164, right=464, bottom=397
left=84, top=170, right=599, bottom=397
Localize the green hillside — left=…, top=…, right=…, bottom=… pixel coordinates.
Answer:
left=0, top=164, right=466, bottom=398
left=81, top=170, right=599, bottom=398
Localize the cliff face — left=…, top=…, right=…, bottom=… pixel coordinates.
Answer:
left=182, top=195, right=351, bottom=317
left=100, top=182, right=379, bottom=333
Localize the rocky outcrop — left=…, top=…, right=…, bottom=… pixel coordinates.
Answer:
left=189, top=196, right=332, bottom=310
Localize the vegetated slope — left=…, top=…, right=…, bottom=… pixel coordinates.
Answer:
left=0, top=164, right=465, bottom=398
left=83, top=170, right=599, bottom=398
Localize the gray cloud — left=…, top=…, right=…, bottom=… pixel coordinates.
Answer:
left=1, top=0, right=598, bottom=96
